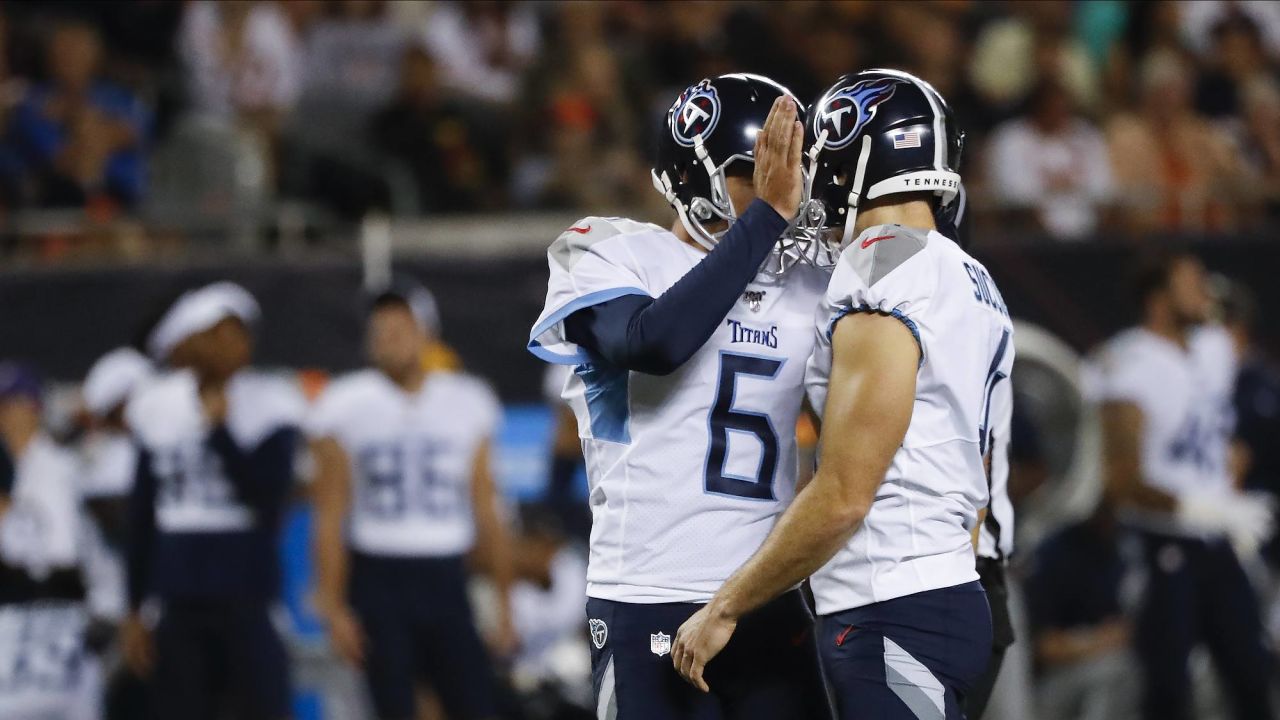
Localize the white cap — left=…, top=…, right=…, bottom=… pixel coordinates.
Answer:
left=147, top=282, right=260, bottom=361
left=83, top=347, right=154, bottom=417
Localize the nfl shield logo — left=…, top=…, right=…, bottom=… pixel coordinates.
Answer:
left=650, top=632, right=672, bottom=657
left=589, top=619, right=608, bottom=649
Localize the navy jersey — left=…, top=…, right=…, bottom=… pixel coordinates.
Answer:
left=126, top=369, right=304, bottom=606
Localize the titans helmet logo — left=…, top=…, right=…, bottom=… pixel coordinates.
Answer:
left=670, top=79, right=721, bottom=147
left=816, top=79, right=901, bottom=150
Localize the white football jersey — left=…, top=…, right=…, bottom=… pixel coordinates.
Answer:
left=806, top=224, right=1015, bottom=615
left=977, top=368, right=1015, bottom=561
left=1094, top=325, right=1237, bottom=534
left=0, top=437, right=115, bottom=720
left=1, top=435, right=82, bottom=573
left=127, top=369, right=306, bottom=534
left=78, top=432, right=138, bottom=500
left=307, top=369, right=500, bottom=557
left=529, top=217, right=829, bottom=603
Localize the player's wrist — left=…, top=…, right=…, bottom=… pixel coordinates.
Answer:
left=316, top=596, right=351, bottom=622
left=707, top=590, right=744, bottom=623
left=753, top=197, right=792, bottom=225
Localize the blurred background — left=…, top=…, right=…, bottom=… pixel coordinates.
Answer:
left=1, top=1, right=1279, bottom=719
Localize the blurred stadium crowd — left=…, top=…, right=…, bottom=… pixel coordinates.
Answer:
left=3, top=2, right=1280, bottom=720
left=0, top=0, right=1278, bottom=261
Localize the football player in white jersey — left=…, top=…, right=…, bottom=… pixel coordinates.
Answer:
left=528, top=74, right=833, bottom=719
left=0, top=362, right=118, bottom=720
left=79, top=347, right=154, bottom=601
left=310, top=278, right=514, bottom=720
left=123, top=282, right=306, bottom=720
left=674, top=69, right=1011, bottom=720
left=1095, top=252, right=1274, bottom=720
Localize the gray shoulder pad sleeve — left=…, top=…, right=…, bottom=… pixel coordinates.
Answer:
left=548, top=218, right=632, bottom=272
left=843, top=224, right=930, bottom=288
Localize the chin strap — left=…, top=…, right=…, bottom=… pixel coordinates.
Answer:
left=839, top=135, right=874, bottom=250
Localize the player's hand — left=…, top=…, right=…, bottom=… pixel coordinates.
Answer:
left=486, top=610, right=521, bottom=660
left=199, top=383, right=228, bottom=424
left=753, top=95, right=804, bottom=220
left=325, top=605, right=366, bottom=667
left=120, top=613, right=154, bottom=677
left=672, top=600, right=738, bottom=692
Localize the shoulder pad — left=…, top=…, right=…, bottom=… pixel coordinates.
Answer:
left=227, top=371, right=306, bottom=447
left=126, top=370, right=202, bottom=446
left=549, top=217, right=663, bottom=272
left=842, top=224, right=930, bottom=288
left=446, top=371, right=498, bottom=403
left=322, top=369, right=381, bottom=400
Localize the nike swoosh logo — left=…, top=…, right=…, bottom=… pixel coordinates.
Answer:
left=861, top=234, right=894, bottom=249
left=835, top=624, right=857, bottom=647
left=568, top=225, right=591, bottom=234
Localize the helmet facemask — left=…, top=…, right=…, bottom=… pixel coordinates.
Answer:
left=652, top=132, right=752, bottom=253
left=778, top=129, right=846, bottom=272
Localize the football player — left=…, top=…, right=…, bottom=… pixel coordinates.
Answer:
left=0, top=362, right=116, bottom=720
left=309, top=278, right=513, bottom=720
left=1095, top=252, right=1274, bottom=720
left=528, top=74, right=832, bottom=718
left=80, top=346, right=154, bottom=586
left=674, top=69, right=1012, bottom=720
left=122, top=282, right=305, bottom=720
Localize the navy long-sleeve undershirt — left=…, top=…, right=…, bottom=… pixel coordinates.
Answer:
left=564, top=199, right=788, bottom=375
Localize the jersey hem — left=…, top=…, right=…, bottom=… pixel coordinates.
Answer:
left=586, top=582, right=714, bottom=604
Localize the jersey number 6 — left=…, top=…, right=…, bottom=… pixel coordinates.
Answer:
left=704, top=352, right=784, bottom=500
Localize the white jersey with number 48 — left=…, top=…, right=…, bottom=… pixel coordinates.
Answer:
left=806, top=224, right=1015, bottom=615
left=530, top=217, right=829, bottom=604
left=1092, top=324, right=1237, bottom=535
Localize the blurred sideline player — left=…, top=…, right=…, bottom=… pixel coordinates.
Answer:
left=528, top=75, right=832, bottom=718
left=79, top=347, right=154, bottom=717
left=675, top=69, right=1010, bottom=720
left=1221, top=283, right=1280, bottom=570
left=0, top=362, right=118, bottom=720
left=80, top=347, right=153, bottom=586
left=122, top=282, right=306, bottom=720
left=1096, top=252, right=1274, bottom=720
left=80, top=348, right=152, bottom=538
left=309, top=278, right=514, bottom=720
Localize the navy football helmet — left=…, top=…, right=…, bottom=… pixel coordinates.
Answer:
left=793, top=68, right=964, bottom=252
left=652, top=73, right=804, bottom=252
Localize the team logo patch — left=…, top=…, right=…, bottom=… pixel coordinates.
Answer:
left=815, top=79, right=901, bottom=150
left=650, top=631, right=672, bottom=657
left=670, top=79, right=721, bottom=147
left=589, top=619, right=608, bottom=649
